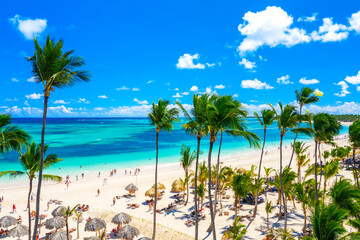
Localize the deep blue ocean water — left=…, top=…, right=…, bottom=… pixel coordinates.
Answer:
left=0, top=118, right=349, bottom=176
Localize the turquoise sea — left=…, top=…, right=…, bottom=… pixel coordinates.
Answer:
left=0, top=118, right=349, bottom=178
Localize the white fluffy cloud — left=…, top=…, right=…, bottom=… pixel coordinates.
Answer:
left=27, top=77, right=36, bottom=82
left=237, top=6, right=311, bottom=53
left=54, top=100, right=70, bottom=104
left=132, top=88, right=140, bottom=91
left=206, top=63, right=215, bottom=67
left=133, top=98, right=148, bottom=105
left=176, top=54, right=205, bottom=69
left=182, top=92, right=189, bottom=96
left=215, top=84, right=225, bottom=89
left=277, top=75, right=293, bottom=84
left=334, top=81, right=350, bottom=97
left=11, top=78, right=19, bottom=82
left=48, top=105, right=73, bottom=114
left=98, top=95, right=108, bottom=99
left=298, top=13, right=317, bottom=22
left=147, top=80, right=153, bottom=84
left=25, top=93, right=43, bottom=100
left=172, top=93, right=183, bottom=98
left=117, top=86, right=130, bottom=90
left=241, top=79, right=274, bottom=89
left=78, top=98, right=90, bottom=104
left=299, top=77, right=319, bottom=85
left=311, top=18, right=349, bottom=42
left=239, top=58, right=256, bottom=69
left=345, top=71, right=360, bottom=85
left=9, top=15, right=47, bottom=40
left=348, top=11, right=360, bottom=34
left=190, top=86, right=198, bottom=92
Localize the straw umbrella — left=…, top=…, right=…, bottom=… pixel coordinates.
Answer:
left=52, top=206, right=66, bottom=217
left=138, top=237, right=151, bottom=240
left=85, top=218, right=106, bottom=236
left=111, top=213, right=132, bottom=228
left=0, top=216, right=17, bottom=229
left=125, top=183, right=138, bottom=196
left=117, top=225, right=139, bottom=240
left=145, top=188, right=162, bottom=199
left=45, top=216, right=66, bottom=230
left=152, top=183, right=166, bottom=190
left=49, top=230, right=71, bottom=240
left=8, top=224, right=28, bottom=240
left=85, top=236, right=100, bottom=240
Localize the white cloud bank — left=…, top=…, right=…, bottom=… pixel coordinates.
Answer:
left=277, top=75, right=293, bottom=84
left=298, top=13, right=317, bottom=22
left=133, top=98, right=148, bottom=105
left=25, top=93, right=43, bottom=100
left=9, top=15, right=47, bottom=39
left=299, top=77, right=319, bottom=85
left=239, top=58, right=256, bottom=69
left=241, top=79, right=274, bottom=89
left=176, top=54, right=205, bottom=69
left=334, top=81, right=350, bottom=97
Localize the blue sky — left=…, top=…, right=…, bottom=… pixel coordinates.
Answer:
left=1, top=0, right=360, bottom=117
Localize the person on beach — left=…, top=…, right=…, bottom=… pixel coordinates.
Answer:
left=82, top=173, right=84, bottom=178
left=113, top=197, right=116, bottom=205
left=97, top=189, right=100, bottom=196
left=12, top=204, right=16, bottom=213
left=103, top=178, right=107, bottom=185
left=0, top=204, right=2, bottom=212
left=125, top=170, right=127, bottom=175
left=98, top=172, right=101, bottom=177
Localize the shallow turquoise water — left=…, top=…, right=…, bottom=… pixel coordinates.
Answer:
left=0, top=118, right=349, bottom=176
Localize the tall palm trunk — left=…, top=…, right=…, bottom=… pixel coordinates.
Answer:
left=353, top=148, right=359, bottom=189
left=318, top=144, right=323, bottom=186
left=32, top=95, right=49, bottom=240
left=76, top=219, right=80, bottom=239
left=279, top=134, right=287, bottom=230
left=65, top=217, right=69, bottom=240
left=298, top=165, right=301, bottom=184
left=27, top=178, right=33, bottom=240
left=288, top=106, right=302, bottom=167
left=214, top=132, right=223, bottom=214
left=303, top=206, right=307, bottom=232
left=253, top=127, right=267, bottom=217
left=314, top=141, right=318, bottom=201
left=152, top=130, right=159, bottom=240
left=194, top=136, right=201, bottom=240
left=185, top=169, right=189, bottom=205
left=234, top=196, right=238, bottom=218
left=207, top=136, right=216, bottom=240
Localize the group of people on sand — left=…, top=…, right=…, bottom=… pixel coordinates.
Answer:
left=124, top=168, right=140, bottom=175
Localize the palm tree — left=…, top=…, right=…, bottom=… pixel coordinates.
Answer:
left=232, top=172, right=252, bottom=218
left=179, top=145, right=196, bottom=205
left=211, top=96, right=259, bottom=213
left=310, top=203, right=348, bottom=240
left=73, top=210, right=83, bottom=239
left=349, top=120, right=360, bottom=188
left=294, top=182, right=311, bottom=231
left=148, top=99, right=179, bottom=240
left=310, top=113, right=341, bottom=201
left=0, top=114, right=30, bottom=154
left=265, top=201, right=274, bottom=229
left=217, top=166, right=234, bottom=208
left=293, top=141, right=310, bottom=183
left=205, top=95, right=259, bottom=238
left=253, top=109, right=275, bottom=217
left=329, top=178, right=360, bottom=218
left=222, top=217, right=247, bottom=240
left=197, top=183, right=206, bottom=211
left=322, top=161, right=339, bottom=196
left=288, top=87, right=319, bottom=167
left=269, top=102, right=311, bottom=229
left=0, top=142, right=62, bottom=240
left=63, top=205, right=78, bottom=240
left=264, top=167, right=275, bottom=200
left=176, top=94, right=210, bottom=240
left=27, top=35, right=90, bottom=239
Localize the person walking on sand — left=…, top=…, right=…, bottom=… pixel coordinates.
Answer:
left=113, top=197, right=116, bottom=206
left=12, top=204, right=16, bottom=213
left=47, top=201, right=50, bottom=210
left=97, top=189, right=100, bottom=196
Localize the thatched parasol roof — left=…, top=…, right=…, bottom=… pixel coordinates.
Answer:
left=145, top=188, right=162, bottom=198
left=171, top=179, right=186, bottom=193
left=84, top=218, right=106, bottom=232
left=45, top=216, right=66, bottom=230
left=117, top=225, right=139, bottom=240
left=138, top=237, right=151, bottom=240
left=111, top=212, right=132, bottom=225
left=85, top=236, right=100, bottom=240
left=152, top=183, right=166, bottom=190
left=49, top=230, right=72, bottom=240
left=52, top=206, right=66, bottom=217
left=125, top=183, right=138, bottom=191
left=8, top=224, right=28, bottom=239
left=0, top=216, right=17, bottom=228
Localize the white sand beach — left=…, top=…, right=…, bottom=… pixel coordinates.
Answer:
left=0, top=136, right=354, bottom=239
